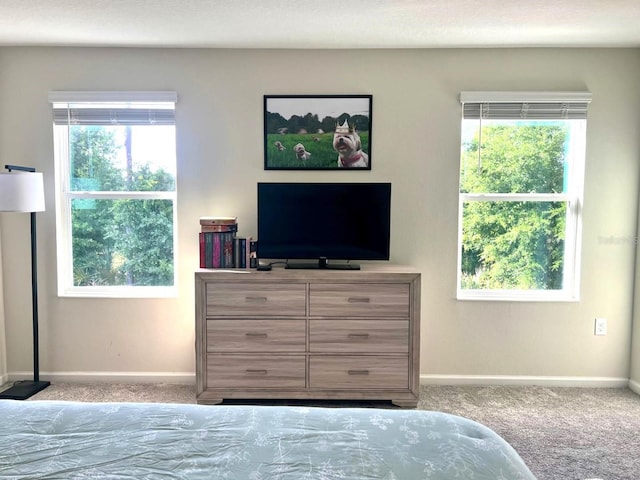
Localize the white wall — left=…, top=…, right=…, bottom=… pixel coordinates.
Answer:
left=0, top=47, right=639, bottom=385
left=631, top=202, right=640, bottom=392
left=0, top=229, right=6, bottom=383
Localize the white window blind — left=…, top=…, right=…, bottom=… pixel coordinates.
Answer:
left=49, top=91, right=177, bottom=125
left=460, top=91, right=592, bottom=120
left=52, top=108, right=175, bottom=126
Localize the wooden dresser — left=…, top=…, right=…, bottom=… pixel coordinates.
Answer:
left=195, top=265, right=421, bottom=407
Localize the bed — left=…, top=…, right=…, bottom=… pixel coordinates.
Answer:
left=0, top=400, right=536, bottom=479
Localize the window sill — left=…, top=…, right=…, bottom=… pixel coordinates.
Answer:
left=457, top=290, right=579, bottom=302
left=58, top=286, right=177, bottom=299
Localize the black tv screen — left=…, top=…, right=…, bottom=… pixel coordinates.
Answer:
left=257, top=182, right=391, bottom=269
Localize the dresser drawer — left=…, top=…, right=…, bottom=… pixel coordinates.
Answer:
left=309, top=356, right=408, bottom=389
left=206, top=355, right=306, bottom=389
left=206, top=283, right=306, bottom=316
left=309, top=284, right=410, bottom=317
left=309, top=320, right=408, bottom=354
left=207, top=319, right=306, bottom=353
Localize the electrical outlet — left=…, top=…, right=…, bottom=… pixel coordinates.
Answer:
left=594, top=318, right=607, bottom=336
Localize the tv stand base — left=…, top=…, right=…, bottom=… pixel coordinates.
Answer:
left=285, top=258, right=360, bottom=270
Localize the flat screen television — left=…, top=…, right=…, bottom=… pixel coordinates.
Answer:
left=257, top=182, right=391, bottom=270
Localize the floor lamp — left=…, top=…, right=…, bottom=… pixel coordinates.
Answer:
left=0, top=165, right=49, bottom=400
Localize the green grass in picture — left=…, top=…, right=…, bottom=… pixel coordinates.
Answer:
left=266, top=132, right=370, bottom=169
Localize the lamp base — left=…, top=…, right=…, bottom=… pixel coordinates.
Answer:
left=0, top=380, right=50, bottom=400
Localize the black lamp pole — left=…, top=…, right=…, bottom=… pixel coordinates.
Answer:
left=0, top=165, right=50, bottom=400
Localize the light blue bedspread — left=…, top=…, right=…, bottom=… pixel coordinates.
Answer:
left=0, top=400, right=536, bottom=479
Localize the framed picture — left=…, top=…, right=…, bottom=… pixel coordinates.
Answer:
left=264, top=95, right=372, bottom=170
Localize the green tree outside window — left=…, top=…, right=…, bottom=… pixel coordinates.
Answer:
left=460, top=123, right=569, bottom=290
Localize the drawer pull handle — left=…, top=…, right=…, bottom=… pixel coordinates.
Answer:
left=348, top=333, right=370, bottom=339
left=245, top=332, right=268, bottom=338
left=246, top=369, right=268, bottom=375
left=348, top=369, right=370, bottom=376
left=245, top=296, right=268, bottom=303
left=348, top=297, right=370, bottom=303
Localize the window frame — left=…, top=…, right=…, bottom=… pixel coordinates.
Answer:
left=456, top=91, right=590, bottom=302
left=50, top=91, right=178, bottom=298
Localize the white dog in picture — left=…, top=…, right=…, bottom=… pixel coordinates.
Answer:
left=293, top=143, right=311, bottom=161
left=333, top=119, right=369, bottom=168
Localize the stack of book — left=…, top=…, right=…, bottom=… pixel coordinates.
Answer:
left=199, top=216, right=255, bottom=269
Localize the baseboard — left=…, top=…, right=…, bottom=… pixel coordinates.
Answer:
left=421, top=374, right=630, bottom=388
left=5, top=372, right=633, bottom=389
left=6, top=371, right=196, bottom=385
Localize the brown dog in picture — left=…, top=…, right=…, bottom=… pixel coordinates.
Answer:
left=333, top=119, right=369, bottom=168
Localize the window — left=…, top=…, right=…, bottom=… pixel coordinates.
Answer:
left=458, top=92, right=591, bottom=301
left=50, top=91, right=178, bottom=297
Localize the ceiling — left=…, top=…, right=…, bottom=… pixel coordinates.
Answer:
left=0, top=0, right=639, bottom=49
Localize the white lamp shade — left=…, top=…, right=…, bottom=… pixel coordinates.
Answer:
left=0, top=171, right=45, bottom=212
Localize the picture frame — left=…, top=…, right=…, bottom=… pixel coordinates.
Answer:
left=264, top=95, right=372, bottom=170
